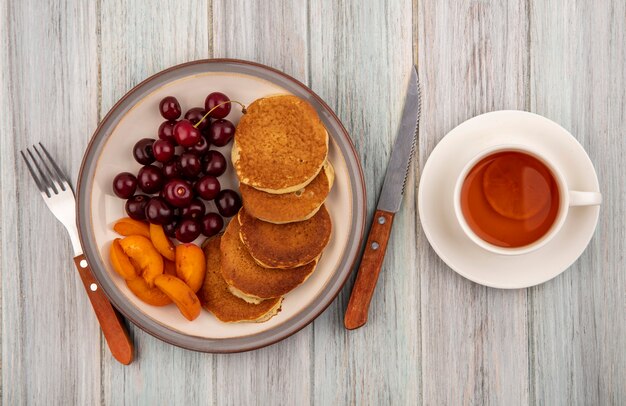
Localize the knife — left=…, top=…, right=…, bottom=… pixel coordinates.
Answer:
left=344, top=66, right=421, bottom=330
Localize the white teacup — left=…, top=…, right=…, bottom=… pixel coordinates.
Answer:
left=453, top=144, right=602, bottom=256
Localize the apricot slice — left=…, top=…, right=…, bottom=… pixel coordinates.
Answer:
left=113, top=217, right=150, bottom=238
left=163, top=260, right=177, bottom=276
left=154, top=275, right=201, bottom=321
left=175, top=244, right=206, bottom=292
left=126, top=277, right=172, bottom=306
left=483, top=155, right=552, bottom=220
left=109, top=238, right=137, bottom=280
left=149, top=224, right=176, bottom=261
left=119, top=235, right=164, bottom=287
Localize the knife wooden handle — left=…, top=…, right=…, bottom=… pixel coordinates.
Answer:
left=344, top=210, right=395, bottom=330
left=73, top=254, right=134, bottom=365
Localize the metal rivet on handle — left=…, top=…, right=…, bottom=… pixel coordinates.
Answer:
left=90, top=283, right=97, bottom=291
left=378, top=216, right=386, bottom=224
left=80, top=259, right=88, bottom=268
left=371, top=242, right=380, bottom=250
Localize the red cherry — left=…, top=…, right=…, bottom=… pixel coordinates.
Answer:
left=204, top=92, right=231, bottom=119
left=163, top=220, right=178, bottom=238
left=187, top=136, right=210, bottom=156
left=194, top=175, right=221, bottom=200
left=201, top=213, right=224, bottom=237
left=184, top=107, right=209, bottom=130
left=162, top=160, right=182, bottom=179
left=173, top=120, right=202, bottom=147
left=133, top=138, right=155, bottom=165
left=152, top=139, right=176, bottom=163
left=112, top=172, right=137, bottom=199
left=144, top=197, right=174, bottom=225
left=179, top=153, right=202, bottom=179
left=181, top=198, right=206, bottom=221
left=162, top=179, right=193, bottom=208
left=125, top=195, right=149, bottom=220
left=158, top=120, right=177, bottom=142
left=208, top=119, right=235, bottom=146
left=175, top=219, right=201, bottom=243
left=215, top=189, right=241, bottom=217
left=159, top=96, right=181, bottom=120
left=137, top=165, right=164, bottom=194
left=202, top=151, right=227, bottom=176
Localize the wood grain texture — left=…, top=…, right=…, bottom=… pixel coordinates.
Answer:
left=213, top=0, right=309, bottom=83
left=309, top=0, right=420, bottom=403
left=100, top=0, right=210, bottom=113
left=345, top=210, right=395, bottom=330
left=2, top=0, right=626, bottom=404
left=528, top=0, right=626, bottom=404
left=212, top=2, right=313, bottom=404
left=0, top=0, right=101, bottom=404
left=99, top=0, right=213, bottom=404
left=417, top=1, right=531, bottom=404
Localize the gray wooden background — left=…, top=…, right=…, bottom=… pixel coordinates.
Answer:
left=1, top=0, right=624, bottom=405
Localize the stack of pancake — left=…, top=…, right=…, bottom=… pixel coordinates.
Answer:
left=199, top=95, right=334, bottom=323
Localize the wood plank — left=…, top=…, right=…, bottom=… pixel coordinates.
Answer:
left=309, top=0, right=420, bottom=403
left=100, top=0, right=210, bottom=112
left=528, top=0, right=626, bottom=403
left=98, top=1, right=213, bottom=404
left=211, top=1, right=313, bottom=404
left=417, top=1, right=530, bottom=404
left=213, top=0, right=309, bottom=83
left=0, top=1, right=9, bottom=391
left=0, top=0, right=101, bottom=404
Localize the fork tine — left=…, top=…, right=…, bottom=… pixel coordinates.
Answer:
left=32, top=144, right=61, bottom=194
left=38, top=142, right=68, bottom=191
left=21, top=149, right=51, bottom=197
left=26, top=147, right=57, bottom=195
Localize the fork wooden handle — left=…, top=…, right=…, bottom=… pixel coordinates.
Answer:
left=73, top=254, right=134, bottom=365
left=344, top=210, right=395, bottom=330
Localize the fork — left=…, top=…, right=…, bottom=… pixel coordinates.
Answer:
left=21, top=143, right=134, bottom=365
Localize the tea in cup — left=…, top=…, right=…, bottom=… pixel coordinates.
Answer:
left=453, top=144, right=602, bottom=255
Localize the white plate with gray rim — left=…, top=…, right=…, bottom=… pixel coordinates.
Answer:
left=77, top=59, right=366, bottom=352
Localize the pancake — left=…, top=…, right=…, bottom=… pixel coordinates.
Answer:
left=240, top=162, right=335, bottom=224
left=227, top=285, right=265, bottom=304
left=220, top=217, right=318, bottom=299
left=233, top=95, right=329, bottom=194
left=198, top=236, right=282, bottom=323
left=238, top=205, right=331, bottom=269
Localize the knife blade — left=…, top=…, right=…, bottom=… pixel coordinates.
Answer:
left=377, top=66, right=421, bottom=213
left=344, top=66, right=421, bottom=330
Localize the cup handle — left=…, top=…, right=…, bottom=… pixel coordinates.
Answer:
left=569, top=190, right=602, bottom=206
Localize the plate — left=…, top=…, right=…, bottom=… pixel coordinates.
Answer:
left=418, top=110, right=600, bottom=288
left=77, top=59, right=366, bottom=352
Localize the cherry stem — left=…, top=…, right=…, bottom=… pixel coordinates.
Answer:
left=193, top=100, right=247, bottom=129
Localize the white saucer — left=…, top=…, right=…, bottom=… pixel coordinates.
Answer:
left=418, top=111, right=600, bottom=288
